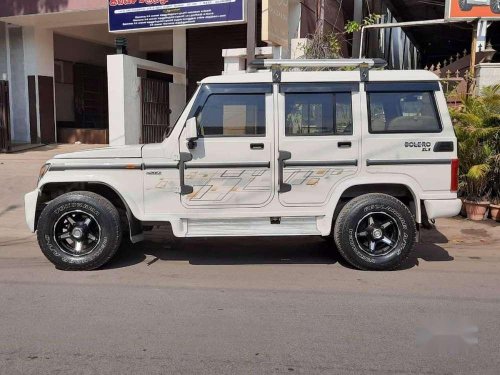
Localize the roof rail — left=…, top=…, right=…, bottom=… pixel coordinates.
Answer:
left=249, top=58, right=387, bottom=83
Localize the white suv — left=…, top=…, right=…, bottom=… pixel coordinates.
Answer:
left=25, top=59, right=462, bottom=271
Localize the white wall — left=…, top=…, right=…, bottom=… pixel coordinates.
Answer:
left=8, top=26, right=29, bottom=143
left=24, top=27, right=54, bottom=77
left=476, top=63, right=500, bottom=92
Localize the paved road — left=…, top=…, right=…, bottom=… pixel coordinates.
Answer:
left=1, top=145, right=499, bottom=374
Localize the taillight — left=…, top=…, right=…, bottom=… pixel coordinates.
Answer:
left=451, top=159, right=459, bottom=192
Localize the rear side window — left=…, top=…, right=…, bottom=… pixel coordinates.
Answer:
left=197, top=94, right=266, bottom=137
left=285, top=93, right=353, bottom=136
left=368, top=92, right=441, bottom=133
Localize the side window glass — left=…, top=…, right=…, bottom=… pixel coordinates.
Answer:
left=368, top=92, right=441, bottom=133
left=197, top=94, right=266, bottom=137
left=336, top=93, right=353, bottom=135
left=285, top=93, right=353, bottom=136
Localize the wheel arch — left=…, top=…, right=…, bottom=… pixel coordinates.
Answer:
left=327, top=182, right=421, bottom=229
left=36, top=182, right=143, bottom=243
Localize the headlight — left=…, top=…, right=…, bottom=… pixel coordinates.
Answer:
left=38, top=163, right=51, bottom=183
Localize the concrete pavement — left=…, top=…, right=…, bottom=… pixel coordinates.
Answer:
left=1, top=145, right=499, bottom=374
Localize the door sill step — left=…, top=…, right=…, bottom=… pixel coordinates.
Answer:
left=186, top=217, right=320, bottom=237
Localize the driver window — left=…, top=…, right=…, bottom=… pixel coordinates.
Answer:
left=196, top=94, right=266, bottom=137
left=368, top=92, right=441, bottom=133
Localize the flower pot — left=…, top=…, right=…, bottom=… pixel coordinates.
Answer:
left=464, top=201, right=490, bottom=221
left=490, top=204, right=500, bottom=222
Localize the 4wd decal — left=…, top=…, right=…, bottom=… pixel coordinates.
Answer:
left=405, top=141, right=432, bottom=152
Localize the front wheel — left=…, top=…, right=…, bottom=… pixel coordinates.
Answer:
left=37, top=191, right=122, bottom=270
left=334, top=193, right=417, bottom=271
left=491, top=0, right=500, bottom=14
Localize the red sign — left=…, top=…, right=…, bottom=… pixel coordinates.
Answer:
left=446, top=0, right=500, bottom=19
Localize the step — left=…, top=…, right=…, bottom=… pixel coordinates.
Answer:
left=186, top=217, right=320, bottom=237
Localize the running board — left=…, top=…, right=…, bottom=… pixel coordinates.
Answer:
left=186, top=217, right=320, bottom=237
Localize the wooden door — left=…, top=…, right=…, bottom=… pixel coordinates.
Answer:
left=38, top=76, right=56, bottom=144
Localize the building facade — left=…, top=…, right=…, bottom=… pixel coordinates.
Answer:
left=1, top=0, right=351, bottom=148
left=0, top=0, right=497, bottom=149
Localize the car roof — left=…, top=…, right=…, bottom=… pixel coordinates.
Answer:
left=200, top=70, right=440, bottom=84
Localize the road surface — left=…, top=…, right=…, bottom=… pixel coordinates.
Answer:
left=1, top=145, right=499, bottom=374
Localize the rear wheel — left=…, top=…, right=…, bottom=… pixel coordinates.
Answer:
left=334, top=193, right=417, bottom=271
left=459, top=0, right=473, bottom=11
left=37, top=191, right=122, bottom=270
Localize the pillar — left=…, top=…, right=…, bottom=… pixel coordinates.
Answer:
left=6, top=25, right=28, bottom=143
left=0, top=22, right=8, bottom=79
left=171, top=29, right=187, bottom=126
left=23, top=27, right=55, bottom=144
left=107, top=54, right=141, bottom=146
left=352, top=0, right=363, bottom=58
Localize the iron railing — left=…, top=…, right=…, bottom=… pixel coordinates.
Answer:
left=141, top=78, right=171, bottom=144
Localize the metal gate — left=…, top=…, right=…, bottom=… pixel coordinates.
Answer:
left=0, top=81, right=10, bottom=153
left=141, top=78, right=171, bottom=144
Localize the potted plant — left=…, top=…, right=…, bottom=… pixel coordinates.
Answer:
left=451, top=85, right=500, bottom=221
left=462, top=171, right=490, bottom=221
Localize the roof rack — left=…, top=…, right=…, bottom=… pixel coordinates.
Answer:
left=249, top=58, right=387, bottom=83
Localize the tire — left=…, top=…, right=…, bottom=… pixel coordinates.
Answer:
left=37, top=191, right=122, bottom=271
left=459, top=0, right=473, bottom=11
left=491, top=0, right=500, bottom=14
left=334, top=193, right=417, bottom=271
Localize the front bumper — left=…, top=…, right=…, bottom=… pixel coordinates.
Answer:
left=24, top=189, right=39, bottom=232
left=424, top=199, right=462, bottom=220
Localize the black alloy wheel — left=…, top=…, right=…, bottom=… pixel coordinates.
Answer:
left=37, top=191, right=122, bottom=270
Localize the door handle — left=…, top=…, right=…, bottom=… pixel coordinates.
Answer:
left=278, top=151, right=292, bottom=193
left=178, top=152, right=193, bottom=195
left=338, top=141, right=352, bottom=148
left=250, top=143, right=265, bottom=150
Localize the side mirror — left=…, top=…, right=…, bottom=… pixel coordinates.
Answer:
left=185, top=117, right=198, bottom=141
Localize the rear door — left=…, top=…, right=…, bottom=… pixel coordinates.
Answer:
left=362, top=81, right=457, bottom=193
left=277, top=83, right=361, bottom=206
left=179, top=83, right=275, bottom=208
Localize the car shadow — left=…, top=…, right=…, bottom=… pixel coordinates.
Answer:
left=399, top=227, right=454, bottom=270
left=104, top=226, right=454, bottom=271
left=106, top=229, right=343, bottom=269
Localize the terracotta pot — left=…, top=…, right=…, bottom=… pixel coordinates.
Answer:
left=464, top=201, right=490, bottom=221
left=490, top=204, right=500, bottom=222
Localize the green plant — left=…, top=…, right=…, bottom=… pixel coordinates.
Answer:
left=300, top=14, right=381, bottom=68
left=344, top=14, right=381, bottom=34
left=302, top=30, right=342, bottom=61
left=451, top=85, right=500, bottom=202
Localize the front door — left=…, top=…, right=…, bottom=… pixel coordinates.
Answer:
left=276, top=83, right=361, bottom=206
left=180, top=83, right=275, bottom=208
